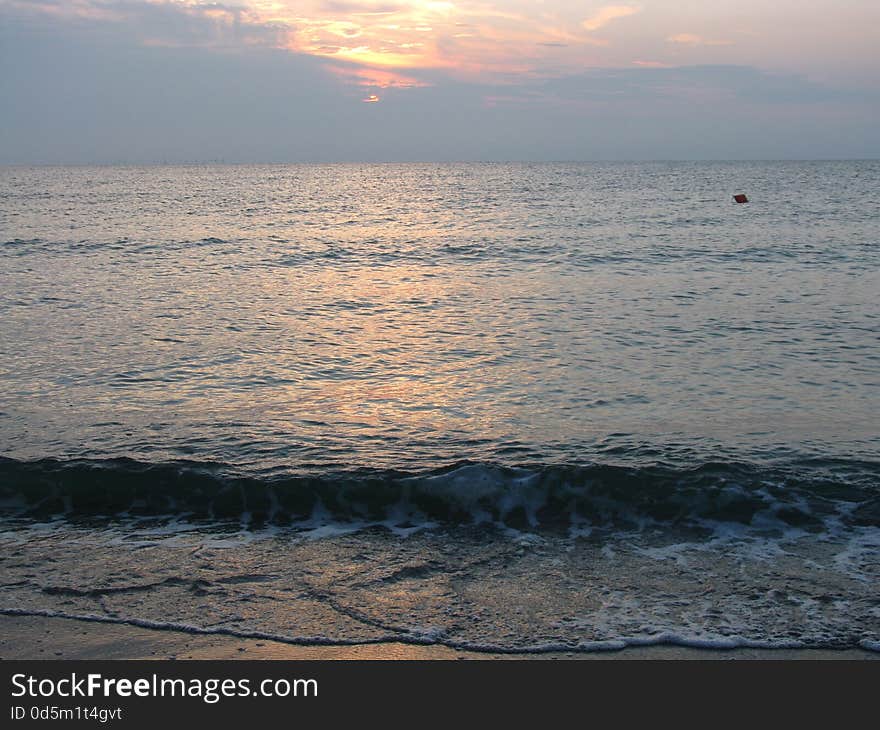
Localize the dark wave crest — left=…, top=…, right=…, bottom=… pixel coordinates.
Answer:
left=2, top=456, right=878, bottom=530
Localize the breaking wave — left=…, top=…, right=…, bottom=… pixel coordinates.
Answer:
left=1, top=456, right=877, bottom=530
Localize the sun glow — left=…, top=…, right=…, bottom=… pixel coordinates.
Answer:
left=245, top=1, right=645, bottom=81
left=329, top=66, right=429, bottom=89
left=12, top=0, right=880, bottom=95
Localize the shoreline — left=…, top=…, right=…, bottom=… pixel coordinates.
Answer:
left=2, top=616, right=877, bottom=661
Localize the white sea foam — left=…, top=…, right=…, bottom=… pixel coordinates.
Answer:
left=4, top=607, right=873, bottom=654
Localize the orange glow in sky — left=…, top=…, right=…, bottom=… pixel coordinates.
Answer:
left=11, top=1, right=880, bottom=90
left=252, top=0, right=645, bottom=82
left=226, top=0, right=880, bottom=89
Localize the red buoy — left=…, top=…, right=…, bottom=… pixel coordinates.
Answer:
left=733, top=194, right=749, bottom=204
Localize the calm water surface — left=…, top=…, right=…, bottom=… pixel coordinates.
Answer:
left=1, top=161, right=877, bottom=470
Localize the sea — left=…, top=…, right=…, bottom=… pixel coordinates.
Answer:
left=1, top=161, right=878, bottom=654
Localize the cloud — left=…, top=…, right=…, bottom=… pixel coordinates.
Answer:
left=328, top=64, right=429, bottom=88
left=581, top=5, right=639, bottom=33
left=530, top=64, right=860, bottom=108
left=2, top=0, right=293, bottom=49
left=0, top=2, right=616, bottom=80
left=667, top=33, right=732, bottom=47
left=318, top=1, right=405, bottom=14
left=1, top=0, right=120, bottom=22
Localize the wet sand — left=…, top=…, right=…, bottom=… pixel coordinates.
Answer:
left=2, top=616, right=877, bottom=660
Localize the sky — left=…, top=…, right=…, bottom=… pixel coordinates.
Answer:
left=1, top=0, right=878, bottom=162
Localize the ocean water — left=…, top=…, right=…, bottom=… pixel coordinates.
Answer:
left=1, top=161, right=878, bottom=654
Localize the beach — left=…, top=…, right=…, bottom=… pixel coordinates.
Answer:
left=4, top=616, right=877, bottom=660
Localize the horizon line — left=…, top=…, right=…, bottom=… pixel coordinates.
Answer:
left=2, top=157, right=879, bottom=168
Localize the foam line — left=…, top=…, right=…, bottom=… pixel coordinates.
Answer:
left=2, top=608, right=875, bottom=654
